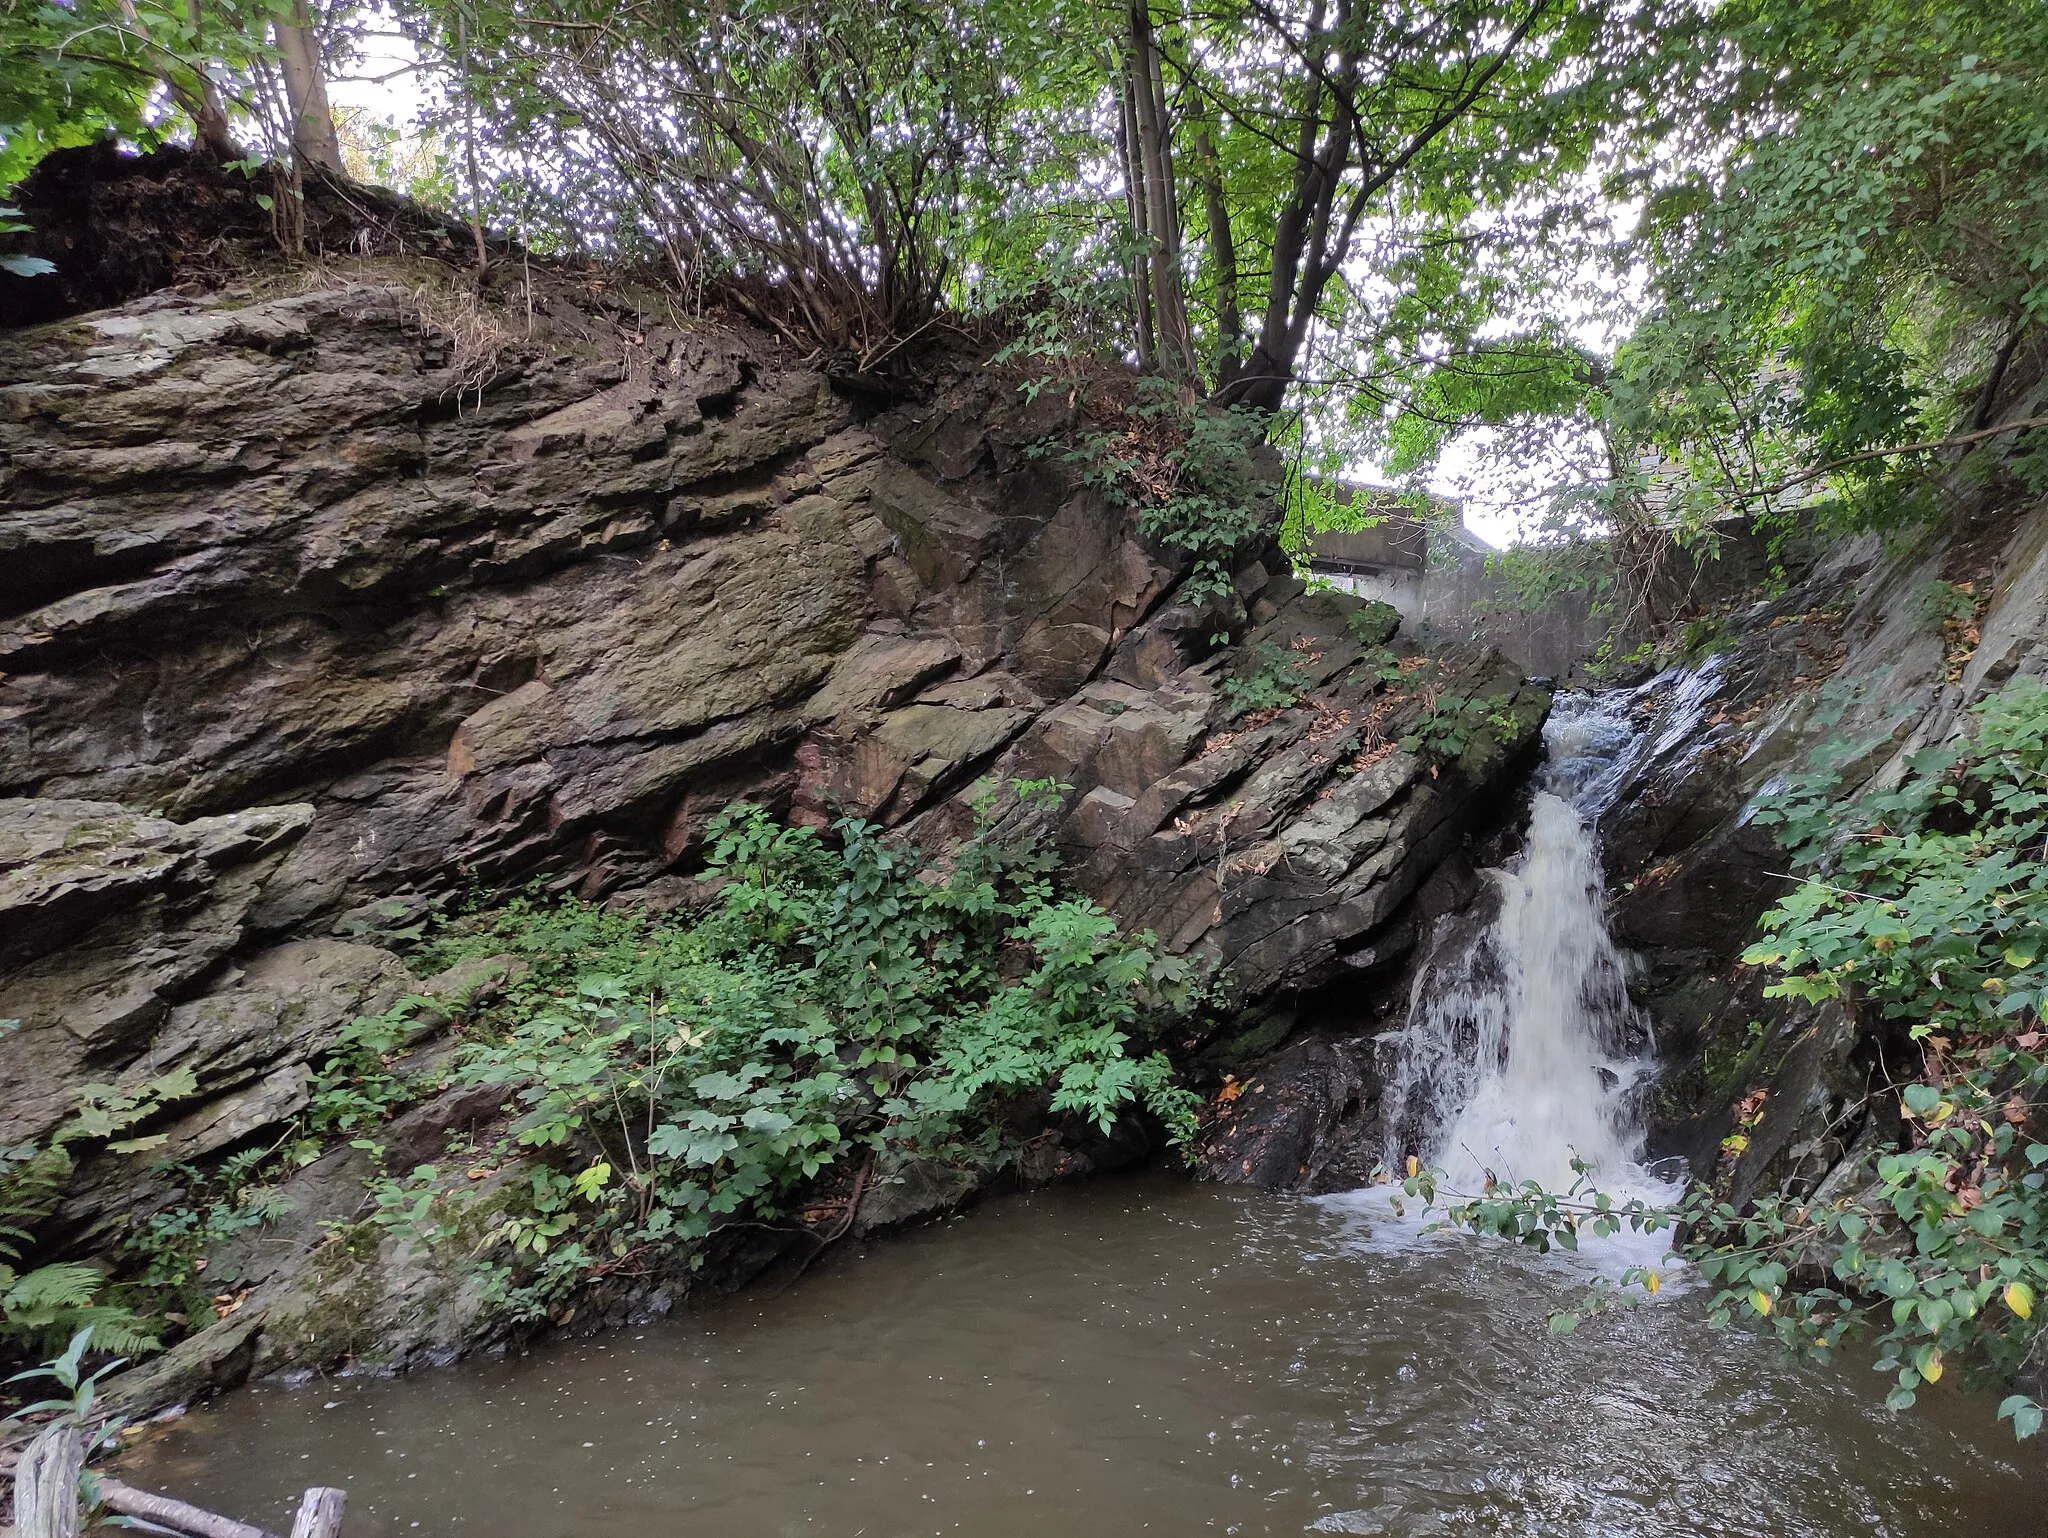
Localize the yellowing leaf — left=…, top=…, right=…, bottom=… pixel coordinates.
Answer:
left=1751, top=1289, right=1773, bottom=1316
left=2008, top=1282, right=2036, bottom=1320
left=1406, top=1155, right=1419, bottom=1178
left=1923, top=1351, right=1944, bottom=1384
left=1645, top=1271, right=1661, bottom=1296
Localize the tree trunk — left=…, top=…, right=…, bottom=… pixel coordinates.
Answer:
left=116, top=0, right=236, bottom=158
left=1194, top=127, right=1240, bottom=392
left=184, top=0, right=238, bottom=160
left=1114, top=64, right=1156, bottom=371
left=275, top=0, right=345, bottom=175
left=1127, top=3, right=1198, bottom=384
left=1972, top=319, right=2029, bottom=430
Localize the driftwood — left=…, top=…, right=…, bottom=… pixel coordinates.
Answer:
left=8, top=1437, right=345, bottom=1538
left=15, top=1427, right=86, bottom=1538
left=97, top=1479, right=277, bottom=1538
left=287, top=1488, right=345, bottom=1538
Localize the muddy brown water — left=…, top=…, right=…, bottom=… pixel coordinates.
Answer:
left=121, top=1174, right=2041, bottom=1537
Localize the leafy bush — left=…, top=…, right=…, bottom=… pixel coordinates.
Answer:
left=1397, top=687, right=1521, bottom=763
left=1218, top=641, right=1314, bottom=717
left=1726, top=676, right=2048, bottom=1419
left=425, top=797, right=1202, bottom=1321
left=1345, top=600, right=1402, bottom=648
left=121, top=1148, right=293, bottom=1332
left=305, top=1006, right=433, bottom=1138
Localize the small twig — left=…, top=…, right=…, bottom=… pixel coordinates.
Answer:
left=1732, top=415, right=2048, bottom=503
left=1760, top=872, right=1890, bottom=905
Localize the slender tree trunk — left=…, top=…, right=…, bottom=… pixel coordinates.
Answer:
left=458, top=7, right=489, bottom=268
left=119, top=0, right=235, bottom=157
left=1114, top=63, right=1156, bottom=370
left=183, top=0, right=237, bottom=158
left=1194, top=126, right=1240, bottom=392
left=275, top=0, right=344, bottom=174
left=1127, top=2, right=1197, bottom=384
left=1972, top=319, right=2030, bottom=430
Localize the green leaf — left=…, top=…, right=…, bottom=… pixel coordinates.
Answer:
left=2001, top=1395, right=2044, bottom=1439
left=1901, top=1083, right=1942, bottom=1116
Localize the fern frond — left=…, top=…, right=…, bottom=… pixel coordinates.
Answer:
left=2, top=1261, right=104, bottom=1316
left=0, top=1144, right=75, bottom=1263
left=62, top=1305, right=162, bottom=1356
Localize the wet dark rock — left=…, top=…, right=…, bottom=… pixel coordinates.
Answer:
left=1190, top=1036, right=1377, bottom=1190
left=379, top=1083, right=518, bottom=1172
left=851, top=1152, right=986, bottom=1238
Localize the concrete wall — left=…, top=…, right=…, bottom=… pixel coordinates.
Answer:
left=1308, top=526, right=1608, bottom=679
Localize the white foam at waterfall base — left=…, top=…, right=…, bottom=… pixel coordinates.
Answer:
left=1325, top=693, right=1685, bottom=1277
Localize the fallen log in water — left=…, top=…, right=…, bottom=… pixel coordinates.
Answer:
left=7, top=1427, right=345, bottom=1538
left=97, top=1478, right=278, bottom=1538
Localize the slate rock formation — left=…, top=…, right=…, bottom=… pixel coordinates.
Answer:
left=1, top=243, right=1547, bottom=1402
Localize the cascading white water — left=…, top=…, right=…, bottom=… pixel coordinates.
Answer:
left=1382, top=692, right=1663, bottom=1197
left=1427, top=790, right=1646, bottom=1190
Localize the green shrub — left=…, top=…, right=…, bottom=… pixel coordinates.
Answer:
left=426, top=797, right=1202, bottom=1321
left=1398, top=687, right=1521, bottom=763
left=1218, top=640, right=1315, bottom=717
left=1345, top=600, right=1402, bottom=648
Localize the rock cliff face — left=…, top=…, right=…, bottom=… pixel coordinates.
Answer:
left=1, top=232, right=1547, bottom=1402
left=1595, top=492, right=2048, bottom=1202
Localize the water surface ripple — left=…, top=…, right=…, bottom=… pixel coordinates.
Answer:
left=122, top=1176, right=2039, bottom=1537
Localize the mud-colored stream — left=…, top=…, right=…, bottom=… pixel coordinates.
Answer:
left=122, top=1173, right=2037, bottom=1537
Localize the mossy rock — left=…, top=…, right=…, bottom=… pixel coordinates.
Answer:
left=1451, top=679, right=1552, bottom=781
left=1345, top=600, right=1402, bottom=648
left=1190, top=1009, right=1296, bottom=1077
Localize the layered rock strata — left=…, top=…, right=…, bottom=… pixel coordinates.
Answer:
left=1, top=269, right=1545, bottom=1402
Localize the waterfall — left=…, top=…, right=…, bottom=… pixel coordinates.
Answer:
left=1381, top=692, right=1661, bottom=1197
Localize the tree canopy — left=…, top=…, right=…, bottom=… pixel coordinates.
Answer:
left=4, top=0, right=2045, bottom=552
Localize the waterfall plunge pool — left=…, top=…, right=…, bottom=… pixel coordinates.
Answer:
left=119, top=1173, right=2036, bottom=1537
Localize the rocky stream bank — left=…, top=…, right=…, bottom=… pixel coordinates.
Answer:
left=5, top=147, right=2047, bottom=1437
left=0, top=151, right=1560, bottom=1420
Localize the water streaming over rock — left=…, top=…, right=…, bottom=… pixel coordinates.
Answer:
left=1381, top=690, right=1665, bottom=1195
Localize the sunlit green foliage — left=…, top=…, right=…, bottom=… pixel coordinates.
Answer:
left=1441, top=0, right=2048, bottom=588
left=0, top=0, right=301, bottom=187
left=1607, top=0, right=2048, bottom=524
